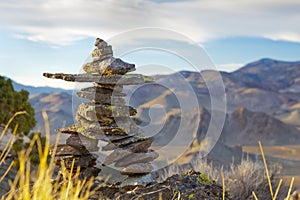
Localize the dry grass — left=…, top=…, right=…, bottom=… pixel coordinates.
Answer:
left=0, top=111, right=95, bottom=200
left=195, top=157, right=285, bottom=199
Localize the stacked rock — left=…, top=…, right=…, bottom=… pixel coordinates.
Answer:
left=44, top=38, right=158, bottom=182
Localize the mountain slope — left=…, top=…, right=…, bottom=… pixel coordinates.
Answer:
left=221, top=107, right=300, bottom=146
left=29, top=92, right=74, bottom=133
left=231, top=58, right=300, bottom=92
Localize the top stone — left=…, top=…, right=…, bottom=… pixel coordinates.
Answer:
left=94, top=38, right=108, bottom=49
left=82, top=38, right=136, bottom=75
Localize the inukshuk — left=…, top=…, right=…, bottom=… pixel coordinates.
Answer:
left=44, top=38, right=158, bottom=183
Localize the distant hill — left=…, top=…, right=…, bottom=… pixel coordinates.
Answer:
left=231, top=58, right=300, bottom=92
left=29, top=92, right=74, bottom=133
left=221, top=107, right=300, bottom=146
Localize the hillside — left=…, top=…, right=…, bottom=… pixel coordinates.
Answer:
left=221, top=107, right=300, bottom=146
left=29, top=92, right=74, bottom=133
left=5, top=58, right=300, bottom=167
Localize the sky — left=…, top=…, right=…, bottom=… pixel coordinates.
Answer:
left=1, top=0, right=300, bottom=89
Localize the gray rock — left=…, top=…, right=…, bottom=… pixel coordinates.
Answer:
left=76, top=91, right=125, bottom=105
left=121, top=163, right=153, bottom=175
left=103, top=149, right=132, bottom=165
left=83, top=58, right=135, bottom=75
left=93, top=83, right=123, bottom=92
left=101, top=142, right=119, bottom=151
left=50, top=144, right=89, bottom=156
left=55, top=154, right=96, bottom=169
left=43, top=73, right=155, bottom=84
left=66, top=134, right=99, bottom=152
left=124, top=137, right=154, bottom=153
left=76, top=115, right=141, bottom=133
left=102, top=137, right=154, bottom=165
left=101, top=136, right=150, bottom=151
left=56, top=124, right=77, bottom=134
left=115, top=150, right=159, bottom=167
left=78, top=167, right=101, bottom=180
left=76, top=116, right=140, bottom=135
left=76, top=117, right=137, bottom=141
left=91, top=46, right=113, bottom=59
left=95, top=165, right=127, bottom=184
left=66, top=134, right=85, bottom=149
left=94, top=38, right=108, bottom=49
left=76, top=112, right=114, bottom=125
left=81, top=86, right=126, bottom=96
left=79, top=129, right=135, bottom=142
left=120, top=173, right=154, bottom=187
left=76, top=102, right=137, bottom=122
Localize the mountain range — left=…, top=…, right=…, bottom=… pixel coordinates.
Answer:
left=10, top=78, right=72, bottom=95
left=6, top=58, right=300, bottom=166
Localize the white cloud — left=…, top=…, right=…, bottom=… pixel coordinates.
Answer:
left=264, top=32, right=300, bottom=43
left=1, top=0, right=300, bottom=45
left=216, top=63, right=244, bottom=72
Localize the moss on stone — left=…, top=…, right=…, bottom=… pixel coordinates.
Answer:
left=198, top=174, right=213, bottom=185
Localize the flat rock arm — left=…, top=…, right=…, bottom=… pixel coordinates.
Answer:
left=43, top=73, right=155, bottom=84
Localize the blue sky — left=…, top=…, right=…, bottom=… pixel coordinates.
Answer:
left=1, top=0, right=300, bottom=89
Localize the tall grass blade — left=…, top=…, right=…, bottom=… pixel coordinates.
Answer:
left=258, top=141, right=274, bottom=199
left=272, top=179, right=282, bottom=200
left=286, top=177, right=295, bottom=200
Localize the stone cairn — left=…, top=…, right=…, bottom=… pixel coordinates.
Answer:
left=44, top=38, right=158, bottom=183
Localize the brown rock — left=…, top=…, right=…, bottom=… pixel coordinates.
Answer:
left=43, top=73, right=154, bottom=85
left=55, top=154, right=96, bottom=169
left=76, top=91, right=125, bottom=105
left=76, top=118, right=138, bottom=141
left=101, top=142, right=119, bottom=151
left=94, top=38, right=108, bottom=49
left=103, top=149, right=132, bottom=165
left=79, top=129, right=135, bottom=142
left=57, top=124, right=77, bottom=134
left=78, top=167, right=101, bottom=180
left=76, top=112, right=114, bottom=125
left=93, top=83, right=123, bottom=93
left=101, top=136, right=150, bottom=151
left=76, top=116, right=139, bottom=135
left=76, top=102, right=137, bottom=122
left=120, top=163, right=153, bottom=175
left=115, top=150, right=159, bottom=167
left=66, top=134, right=86, bottom=149
left=102, top=137, right=154, bottom=165
left=83, top=58, right=135, bottom=75
left=81, top=86, right=111, bottom=94
left=91, top=46, right=113, bottom=59
left=50, top=144, right=89, bottom=156
left=124, top=137, right=154, bottom=153
left=80, top=86, right=126, bottom=96
left=66, top=134, right=98, bottom=152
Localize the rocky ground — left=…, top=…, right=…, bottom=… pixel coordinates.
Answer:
left=0, top=155, right=230, bottom=199
left=89, top=170, right=230, bottom=200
